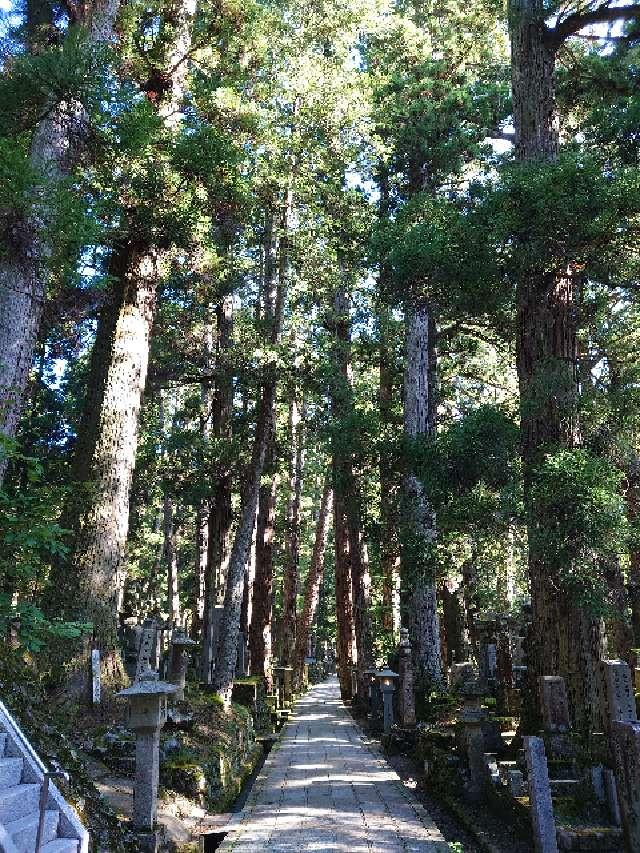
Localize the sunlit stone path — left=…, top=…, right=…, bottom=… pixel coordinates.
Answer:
left=219, top=677, right=450, bottom=852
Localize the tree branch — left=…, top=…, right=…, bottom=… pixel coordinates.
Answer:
left=551, top=3, right=640, bottom=44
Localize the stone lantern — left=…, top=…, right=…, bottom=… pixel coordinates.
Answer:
left=167, top=627, right=197, bottom=700
left=118, top=668, right=178, bottom=839
left=459, top=681, right=490, bottom=802
left=375, top=668, right=399, bottom=733
left=364, top=667, right=378, bottom=712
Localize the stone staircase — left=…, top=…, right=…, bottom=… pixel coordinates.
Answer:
left=0, top=702, right=88, bottom=853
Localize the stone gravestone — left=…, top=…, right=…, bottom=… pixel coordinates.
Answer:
left=524, top=736, right=558, bottom=853
left=600, top=660, right=637, bottom=737
left=450, top=662, right=476, bottom=690
left=397, top=628, right=416, bottom=727
left=486, top=644, right=497, bottom=680
left=539, top=676, right=570, bottom=733
left=136, top=619, right=157, bottom=678
left=236, top=630, right=247, bottom=677
left=91, top=649, right=101, bottom=705
left=611, top=720, right=640, bottom=851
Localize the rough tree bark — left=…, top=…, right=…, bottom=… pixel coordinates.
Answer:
left=201, top=295, right=234, bottom=682
left=213, top=190, right=290, bottom=707
left=293, top=481, right=332, bottom=690
left=509, top=0, right=605, bottom=731
left=281, top=392, right=304, bottom=665
left=401, top=302, right=443, bottom=687
left=43, top=0, right=196, bottom=661
left=0, top=0, right=119, bottom=485
left=45, top=242, right=161, bottom=652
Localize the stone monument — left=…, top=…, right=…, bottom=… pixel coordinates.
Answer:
left=524, top=736, right=558, bottom=853
left=539, top=676, right=570, bottom=733
left=398, top=628, right=416, bottom=727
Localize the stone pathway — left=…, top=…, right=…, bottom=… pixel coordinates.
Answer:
left=219, top=677, right=450, bottom=852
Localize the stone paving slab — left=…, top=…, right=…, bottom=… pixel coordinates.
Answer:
left=218, top=677, right=450, bottom=852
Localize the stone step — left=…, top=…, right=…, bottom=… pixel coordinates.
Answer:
left=40, top=840, right=80, bottom=853
left=0, top=783, right=41, bottom=822
left=5, top=809, right=59, bottom=852
left=0, top=757, right=24, bottom=789
left=556, top=825, right=624, bottom=851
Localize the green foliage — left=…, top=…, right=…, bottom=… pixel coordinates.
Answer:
left=382, top=152, right=640, bottom=329
left=415, top=406, right=520, bottom=520
left=0, top=28, right=110, bottom=136
left=0, top=444, right=88, bottom=650
left=529, top=449, right=629, bottom=613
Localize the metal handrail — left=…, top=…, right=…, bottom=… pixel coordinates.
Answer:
left=0, top=698, right=47, bottom=774
left=0, top=699, right=73, bottom=853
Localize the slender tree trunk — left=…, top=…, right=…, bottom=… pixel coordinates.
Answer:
left=441, top=580, right=465, bottom=667
left=213, top=191, right=290, bottom=707
left=163, top=495, right=180, bottom=626
left=201, top=295, right=234, bottom=682
left=509, top=0, right=604, bottom=732
left=401, top=302, right=443, bottom=687
left=379, top=306, right=401, bottom=638
left=0, top=0, right=119, bottom=485
left=281, top=393, right=304, bottom=664
left=377, top=168, right=401, bottom=638
left=192, top=316, right=214, bottom=638
left=626, top=457, right=640, bottom=647
left=293, top=481, right=332, bottom=690
left=334, top=490, right=355, bottom=700
left=248, top=456, right=277, bottom=688
left=248, top=211, right=279, bottom=688
left=330, top=287, right=373, bottom=701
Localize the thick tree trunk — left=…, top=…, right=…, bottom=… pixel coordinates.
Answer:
left=44, top=0, right=195, bottom=663
left=510, top=0, right=604, bottom=732
left=293, top=481, right=332, bottom=690
left=45, top=242, right=160, bottom=651
left=281, top=393, right=304, bottom=665
left=0, top=0, right=119, bottom=485
left=401, top=303, right=443, bottom=687
left=201, top=296, right=234, bottom=682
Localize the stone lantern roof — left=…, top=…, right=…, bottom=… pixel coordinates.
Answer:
left=118, top=668, right=178, bottom=697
